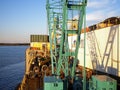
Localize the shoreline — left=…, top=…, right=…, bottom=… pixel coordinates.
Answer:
left=0, top=43, right=30, bottom=46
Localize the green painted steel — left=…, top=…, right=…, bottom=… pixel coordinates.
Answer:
left=44, top=76, right=63, bottom=90
left=46, top=0, right=87, bottom=90
left=83, top=6, right=87, bottom=90
left=89, top=75, right=117, bottom=90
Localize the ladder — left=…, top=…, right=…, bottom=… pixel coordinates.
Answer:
left=111, top=25, right=119, bottom=76
left=87, top=31, right=100, bottom=70
left=102, top=25, right=117, bottom=71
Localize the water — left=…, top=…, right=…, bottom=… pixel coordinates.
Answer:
left=0, top=46, right=28, bottom=90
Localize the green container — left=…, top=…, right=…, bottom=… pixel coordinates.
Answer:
left=43, top=35, right=49, bottom=42
left=44, top=76, right=63, bottom=90
left=30, top=35, right=49, bottom=42
left=89, top=75, right=117, bottom=90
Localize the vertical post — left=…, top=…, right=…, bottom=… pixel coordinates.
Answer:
left=46, top=0, right=54, bottom=74
left=117, top=26, right=119, bottom=75
left=83, top=6, right=86, bottom=90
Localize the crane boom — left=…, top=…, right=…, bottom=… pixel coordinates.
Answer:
left=46, top=0, right=87, bottom=90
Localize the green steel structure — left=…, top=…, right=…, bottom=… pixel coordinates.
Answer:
left=89, top=75, right=117, bottom=90
left=46, top=0, right=87, bottom=90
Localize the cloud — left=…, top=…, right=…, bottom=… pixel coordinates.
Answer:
left=86, top=0, right=119, bottom=26
left=68, top=0, right=120, bottom=26
left=87, top=0, right=117, bottom=9
left=86, top=9, right=118, bottom=22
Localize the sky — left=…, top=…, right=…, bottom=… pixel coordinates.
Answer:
left=0, top=0, right=120, bottom=43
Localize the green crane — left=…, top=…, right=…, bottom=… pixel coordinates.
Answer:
left=45, top=0, right=87, bottom=90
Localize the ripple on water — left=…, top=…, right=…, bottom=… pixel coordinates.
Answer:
left=0, top=62, right=25, bottom=90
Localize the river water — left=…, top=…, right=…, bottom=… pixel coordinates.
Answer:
left=0, top=46, right=28, bottom=90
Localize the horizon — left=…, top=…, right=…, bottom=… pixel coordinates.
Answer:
left=0, top=0, right=120, bottom=43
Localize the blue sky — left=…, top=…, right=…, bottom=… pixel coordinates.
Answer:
left=0, top=0, right=120, bottom=43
